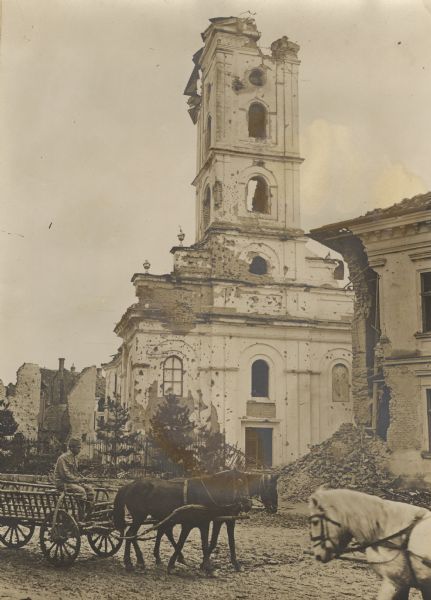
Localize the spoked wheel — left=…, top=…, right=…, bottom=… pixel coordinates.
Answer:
left=39, top=510, right=81, bottom=567
left=87, top=529, right=123, bottom=557
left=0, top=521, right=35, bottom=548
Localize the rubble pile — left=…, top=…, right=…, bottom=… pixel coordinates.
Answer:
left=279, top=423, right=431, bottom=508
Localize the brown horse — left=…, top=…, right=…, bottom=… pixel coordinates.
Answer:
left=113, top=469, right=251, bottom=573
left=206, top=472, right=279, bottom=571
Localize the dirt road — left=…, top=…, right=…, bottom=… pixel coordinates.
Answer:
left=0, top=511, right=422, bottom=600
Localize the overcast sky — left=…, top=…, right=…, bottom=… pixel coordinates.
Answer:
left=1, top=0, right=431, bottom=384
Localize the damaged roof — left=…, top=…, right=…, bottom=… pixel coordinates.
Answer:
left=309, top=191, right=431, bottom=252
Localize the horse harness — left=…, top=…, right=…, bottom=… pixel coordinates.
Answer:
left=183, top=476, right=248, bottom=510
left=309, top=508, right=431, bottom=578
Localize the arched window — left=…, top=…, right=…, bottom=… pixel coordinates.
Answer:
left=203, top=186, right=211, bottom=230
left=205, top=115, right=212, bottom=153
left=249, top=256, right=268, bottom=275
left=251, top=359, right=269, bottom=397
left=246, top=176, right=270, bottom=214
left=332, top=364, right=349, bottom=402
left=163, top=356, right=183, bottom=397
left=248, top=102, right=266, bottom=138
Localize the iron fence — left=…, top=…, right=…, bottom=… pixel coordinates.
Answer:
left=0, top=433, right=252, bottom=479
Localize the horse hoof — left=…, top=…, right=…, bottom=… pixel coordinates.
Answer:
left=233, top=562, right=242, bottom=572
left=178, top=557, right=187, bottom=565
left=125, top=564, right=134, bottom=573
left=136, top=563, right=146, bottom=572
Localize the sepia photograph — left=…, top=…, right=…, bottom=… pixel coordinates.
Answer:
left=0, top=0, right=431, bottom=598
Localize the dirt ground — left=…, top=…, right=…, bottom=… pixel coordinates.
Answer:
left=0, top=509, right=423, bottom=600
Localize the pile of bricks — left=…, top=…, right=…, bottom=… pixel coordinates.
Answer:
left=279, top=423, right=431, bottom=504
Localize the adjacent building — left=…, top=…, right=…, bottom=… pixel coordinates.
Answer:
left=104, top=17, right=353, bottom=467
left=310, top=192, right=431, bottom=479
left=4, top=358, right=102, bottom=449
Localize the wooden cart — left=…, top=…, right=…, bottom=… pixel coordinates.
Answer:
left=0, top=477, right=123, bottom=567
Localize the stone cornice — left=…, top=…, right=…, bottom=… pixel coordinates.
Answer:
left=351, top=212, right=431, bottom=239
left=192, top=147, right=304, bottom=186
left=115, top=304, right=352, bottom=338
left=384, top=355, right=431, bottom=368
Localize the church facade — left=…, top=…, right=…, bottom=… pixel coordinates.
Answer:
left=104, top=17, right=353, bottom=467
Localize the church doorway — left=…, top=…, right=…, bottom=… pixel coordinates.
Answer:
left=245, top=427, right=273, bottom=467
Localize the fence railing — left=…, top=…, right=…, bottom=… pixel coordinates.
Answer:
left=0, top=433, right=253, bottom=478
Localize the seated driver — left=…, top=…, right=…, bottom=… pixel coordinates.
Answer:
left=54, top=437, right=95, bottom=517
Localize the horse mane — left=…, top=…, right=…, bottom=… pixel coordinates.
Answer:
left=310, top=487, right=429, bottom=544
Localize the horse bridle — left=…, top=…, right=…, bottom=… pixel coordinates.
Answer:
left=309, top=508, right=427, bottom=565
left=309, top=511, right=343, bottom=553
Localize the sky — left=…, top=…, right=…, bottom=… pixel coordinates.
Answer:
left=1, top=0, right=431, bottom=384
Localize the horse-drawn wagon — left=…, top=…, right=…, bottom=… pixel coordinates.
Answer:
left=0, top=476, right=123, bottom=566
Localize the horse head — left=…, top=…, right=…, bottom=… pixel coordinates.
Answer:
left=308, top=488, right=352, bottom=563
left=200, top=469, right=252, bottom=512
left=260, top=473, right=279, bottom=514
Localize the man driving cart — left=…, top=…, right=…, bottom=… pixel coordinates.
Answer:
left=54, top=437, right=95, bottom=519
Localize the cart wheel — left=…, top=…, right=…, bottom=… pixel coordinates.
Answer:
left=39, top=510, right=81, bottom=567
left=0, top=521, right=35, bottom=548
left=87, top=529, right=123, bottom=557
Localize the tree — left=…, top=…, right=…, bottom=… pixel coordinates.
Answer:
left=0, top=397, right=19, bottom=469
left=149, top=394, right=196, bottom=472
left=0, top=397, right=18, bottom=440
left=96, top=396, right=139, bottom=473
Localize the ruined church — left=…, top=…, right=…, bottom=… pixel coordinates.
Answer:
left=104, top=17, right=353, bottom=467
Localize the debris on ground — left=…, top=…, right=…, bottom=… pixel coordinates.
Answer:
left=279, top=423, right=431, bottom=507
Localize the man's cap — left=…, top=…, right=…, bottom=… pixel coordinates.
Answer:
left=68, top=437, right=82, bottom=447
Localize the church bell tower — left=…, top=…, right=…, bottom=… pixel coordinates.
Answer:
left=185, top=17, right=303, bottom=242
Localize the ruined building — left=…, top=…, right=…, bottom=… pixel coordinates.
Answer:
left=311, top=192, right=431, bottom=479
left=104, top=17, right=353, bottom=467
left=4, top=358, right=102, bottom=448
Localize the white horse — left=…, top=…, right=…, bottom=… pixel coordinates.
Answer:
left=309, top=487, right=431, bottom=600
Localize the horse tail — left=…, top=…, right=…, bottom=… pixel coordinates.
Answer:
left=112, top=485, right=128, bottom=531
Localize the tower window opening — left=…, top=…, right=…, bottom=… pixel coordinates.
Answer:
left=205, top=115, right=212, bottom=153
left=251, top=359, right=269, bottom=398
left=248, top=102, right=266, bottom=138
left=249, top=256, right=268, bottom=275
left=203, top=186, right=211, bottom=230
left=246, top=177, right=270, bottom=214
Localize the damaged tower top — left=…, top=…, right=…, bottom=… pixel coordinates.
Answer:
left=184, top=16, right=303, bottom=239
left=184, top=17, right=300, bottom=124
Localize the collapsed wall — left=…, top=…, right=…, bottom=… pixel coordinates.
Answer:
left=279, top=423, right=431, bottom=507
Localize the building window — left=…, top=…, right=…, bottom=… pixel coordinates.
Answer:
left=203, top=186, right=211, bottom=230
left=332, top=364, right=350, bottom=402
left=249, top=256, right=268, bottom=275
left=251, top=360, right=269, bottom=398
left=421, top=272, right=431, bottom=332
left=248, top=102, right=266, bottom=138
left=427, top=390, right=431, bottom=452
left=163, top=356, right=183, bottom=397
left=97, top=398, right=105, bottom=412
left=205, top=115, right=212, bottom=153
left=246, top=176, right=270, bottom=214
